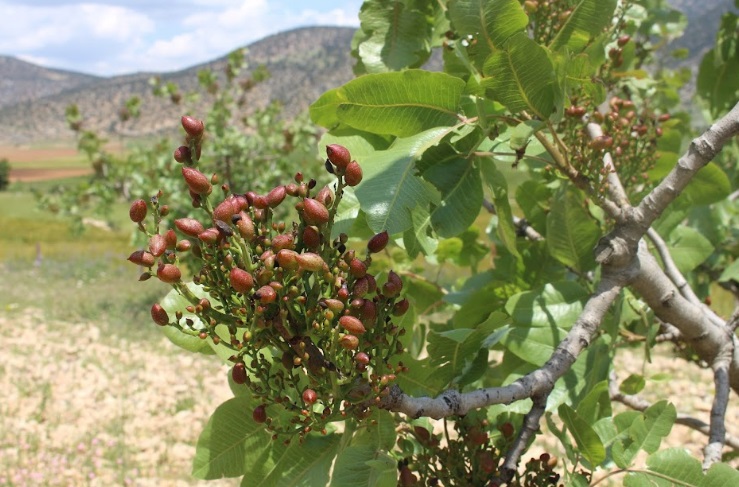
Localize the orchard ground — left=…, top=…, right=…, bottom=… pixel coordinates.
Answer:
left=0, top=150, right=737, bottom=486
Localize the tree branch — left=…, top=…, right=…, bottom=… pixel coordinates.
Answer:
left=646, top=228, right=724, bottom=328
left=634, top=102, right=739, bottom=232
left=630, top=242, right=739, bottom=393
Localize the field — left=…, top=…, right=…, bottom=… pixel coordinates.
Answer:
left=0, top=146, right=240, bottom=486
left=1, top=145, right=737, bottom=486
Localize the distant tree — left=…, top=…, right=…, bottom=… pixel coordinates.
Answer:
left=0, top=158, right=10, bottom=191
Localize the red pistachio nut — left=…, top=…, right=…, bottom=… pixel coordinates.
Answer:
left=266, top=185, right=287, bottom=208
left=302, top=388, right=317, bottom=405
left=252, top=404, right=267, bottom=423
left=175, top=239, right=192, bottom=252
left=339, top=334, right=360, bottom=350
left=301, top=226, right=321, bottom=250
left=344, top=161, right=363, bottom=187
left=157, top=263, right=181, bottom=283
left=198, top=228, right=220, bottom=244
left=235, top=212, right=256, bottom=241
left=349, top=258, right=367, bottom=278
left=296, top=252, right=326, bottom=273
left=148, top=233, right=167, bottom=257
left=128, top=250, right=155, bottom=267
left=182, top=167, right=212, bottom=195
left=229, top=268, right=254, bottom=293
left=367, top=231, right=389, bottom=253
left=339, top=315, right=366, bottom=335
left=302, top=198, right=329, bottom=226
left=181, top=115, right=204, bottom=138
left=129, top=199, right=147, bottom=223
left=173, top=145, right=191, bottom=163
left=322, top=298, right=345, bottom=313
left=231, top=363, right=247, bottom=384
left=175, top=217, right=205, bottom=237
left=255, top=285, right=277, bottom=304
left=150, top=303, right=169, bottom=326
left=382, top=270, right=403, bottom=297
left=275, top=249, right=300, bottom=271
left=271, top=234, right=294, bottom=252
left=393, top=298, right=410, bottom=316
left=354, top=352, right=370, bottom=365
left=315, top=186, right=333, bottom=208
left=213, top=199, right=237, bottom=222
left=326, top=144, right=351, bottom=169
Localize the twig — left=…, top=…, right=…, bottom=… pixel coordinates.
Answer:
left=482, top=198, right=543, bottom=241
left=654, top=321, right=683, bottom=343
left=703, top=345, right=733, bottom=469
left=609, top=373, right=739, bottom=451
left=585, top=121, right=630, bottom=214
left=646, top=228, right=725, bottom=328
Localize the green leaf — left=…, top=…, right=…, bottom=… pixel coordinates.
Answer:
left=310, top=87, right=346, bottom=128
left=499, top=326, right=566, bottom=366
left=331, top=446, right=396, bottom=487
left=612, top=401, right=676, bottom=468
left=719, top=259, right=739, bottom=283
left=678, top=162, right=732, bottom=206
left=447, top=0, right=529, bottom=68
left=665, top=226, right=714, bottom=274
left=354, top=1, right=433, bottom=73
left=620, top=374, right=646, bottom=395
left=562, top=53, right=606, bottom=104
left=515, top=180, right=551, bottom=235
left=427, top=314, right=508, bottom=385
left=576, top=381, right=612, bottom=424
left=509, top=120, right=545, bottom=150
left=696, top=12, right=739, bottom=118
left=328, top=70, right=466, bottom=137
left=558, top=404, right=606, bottom=466
left=331, top=187, right=362, bottom=239
left=332, top=410, right=397, bottom=487
left=394, top=356, right=447, bottom=397
left=482, top=33, right=558, bottom=119
left=481, top=158, right=519, bottom=258
left=355, top=127, right=450, bottom=235
left=505, top=281, right=589, bottom=329
left=549, top=0, right=618, bottom=53
left=424, top=152, right=483, bottom=238
left=160, top=283, right=216, bottom=355
left=403, top=206, right=438, bottom=257
left=625, top=448, right=739, bottom=486
left=192, top=395, right=269, bottom=479
left=546, top=185, right=600, bottom=273
left=623, top=448, right=703, bottom=486
left=251, top=433, right=341, bottom=487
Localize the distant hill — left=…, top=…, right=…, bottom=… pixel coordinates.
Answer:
left=0, top=1, right=735, bottom=146
left=667, top=0, right=737, bottom=68
left=0, top=56, right=100, bottom=110
left=0, top=26, right=356, bottom=145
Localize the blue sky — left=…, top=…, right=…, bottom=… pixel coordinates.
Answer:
left=0, top=1, right=362, bottom=76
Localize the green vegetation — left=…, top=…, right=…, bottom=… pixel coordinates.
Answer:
left=4, top=1, right=739, bottom=486
left=0, top=158, right=9, bottom=191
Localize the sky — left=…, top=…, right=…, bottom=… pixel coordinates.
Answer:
left=0, top=0, right=362, bottom=76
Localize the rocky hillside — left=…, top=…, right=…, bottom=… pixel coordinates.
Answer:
left=0, top=56, right=100, bottom=110
left=0, top=26, right=357, bottom=145
left=1, top=0, right=735, bottom=146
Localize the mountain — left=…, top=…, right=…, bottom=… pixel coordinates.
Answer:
left=0, top=56, right=100, bottom=110
left=667, top=0, right=737, bottom=67
left=1, top=1, right=735, bottom=146
left=0, top=26, right=357, bottom=145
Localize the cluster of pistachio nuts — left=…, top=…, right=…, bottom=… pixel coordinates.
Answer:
left=128, top=116, right=408, bottom=440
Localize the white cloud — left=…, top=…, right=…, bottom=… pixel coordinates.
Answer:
left=0, top=0, right=360, bottom=75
